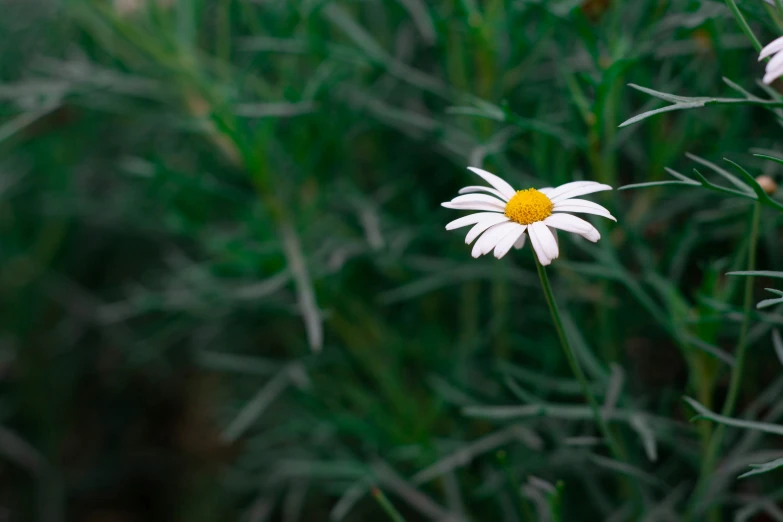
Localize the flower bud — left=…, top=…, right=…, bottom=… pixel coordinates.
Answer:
left=756, top=175, right=778, bottom=195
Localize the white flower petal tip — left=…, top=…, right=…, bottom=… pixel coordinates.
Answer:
left=493, top=225, right=526, bottom=259
left=760, top=36, right=783, bottom=61
left=472, top=222, right=520, bottom=257
left=528, top=222, right=559, bottom=266
left=553, top=198, right=616, bottom=221
left=760, top=36, right=783, bottom=84
left=457, top=185, right=510, bottom=201
left=543, top=214, right=602, bottom=243
left=465, top=167, right=516, bottom=199
left=464, top=215, right=509, bottom=245
left=547, top=181, right=613, bottom=203
left=445, top=212, right=502, bottom=231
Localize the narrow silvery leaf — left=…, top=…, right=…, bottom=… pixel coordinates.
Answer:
left=684, top=397, right=783, bottom=436
left=280, top=222, right=323, bottom=352
left=757, top=296, right=783, bottom=309
left=618, top=180, right=696, bottom=191
left=738, top=457, right=783, bottom=479
left=627, top=84, right=703, bottom=103
left=630, top=414, right=658, bottom=462
left=685, top=152, right=754, bottom=194
left=728, top=271, right=783, bottom=279
left=619, top=101, right=705, bottom=128
left=222, top=370, right=290, bottom=442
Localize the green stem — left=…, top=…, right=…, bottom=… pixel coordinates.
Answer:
left=724, top=0, right=763, bottom=52
left=688, top=202, right=761, bottom=522
left=371, top=487, right=407, bottom=522
left=722, top=203, right=760, bottom=425
left=533, top=257, right=636, bottom=483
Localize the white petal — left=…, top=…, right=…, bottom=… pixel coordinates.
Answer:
left=493, top=224, right=526, bottom=259
left=550, top=182, right=613, bottom=203
left=544, top=213, right=601, bottom=242
left=545, top=181, right=601, bottom=202
left=553, top=199, right=616, bottom=221
left=538, top=187, right=554, bottom=195
left=449, top=193, right=507, bottom=209
left=458, top=185, right=510, bottom=202
left=465, top=214, right=509, bottom=244
left=528, top=221, right=559, bottom=265
left=760, top=36, right=783, bottom=61
left=442, top=202, right=507, bottom=212
left=446, top=212, right=504, bottom=230
left=471, top=222, right=519, bottom=258
left=764, top=52, right=783, bottom=82
left=513, top=234, right=527, bottom=250
left=466, top=167, right=517, bottom=199
left=764, top=71, right=783, bottom=84
left=765, top=50, right=783, bottom=76
left=764, top=61, right=783, bottom=84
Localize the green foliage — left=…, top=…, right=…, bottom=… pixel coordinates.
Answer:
left=2, top=0, right=783, bottom=521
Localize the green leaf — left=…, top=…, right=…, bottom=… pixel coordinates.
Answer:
left=445, top=106, right=504, bottom=121
left=629, top=414, right=658, bottom=462
left=618, top=180, right=696, bottom=191
left=691, top=167, right=754, bottom=199
left=757, top=297, right=783, bottom=309
left=757, top=287, right=783, bottom=309
left=447, top=101, right=586, bottom=147
left=619, top=101, right=705, bottom=128
left=685, top=152, right=753, bottom=194
left=722, top=77, right=758, bottom=99
left=683, top=397, right=783, bottom=436
left=754, top=153, right=783, bottom=167
left=723, top=158, right=768, bottom=199
left=222, top=370, right=292, bottom=442
left=680, top=333, right=736, bottom=366
left=626, top=84, right=705, bottom=104
left=665, top=167, right=697, bottom=183
left=738, top=457, right=783, bottom=479
left=619, top=84, right=783, bottom=128
left=588, top=454, right=667, bottom=490
left=728, top=271, right=783, bottom=279
left=0, top=106, right=61, bottom=145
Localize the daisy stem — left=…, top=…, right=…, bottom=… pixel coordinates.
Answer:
left=688, top=201, right=761, bottom=522
left=723, top=0, right=763, bottom=52
left=533, top=258, right=629, bottom=466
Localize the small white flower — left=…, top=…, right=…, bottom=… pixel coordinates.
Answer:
left=442, top=167, right=615, bottom=265
left=759, top=36, right=783, bottom=84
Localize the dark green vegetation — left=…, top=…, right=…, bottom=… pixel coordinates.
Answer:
left=2, top=0, right=783, bottom=520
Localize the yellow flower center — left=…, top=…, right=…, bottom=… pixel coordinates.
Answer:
left=504, top=188, right=553, bottom=225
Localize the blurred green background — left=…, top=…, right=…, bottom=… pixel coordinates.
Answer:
left=2, top=0, right=783, bottom=520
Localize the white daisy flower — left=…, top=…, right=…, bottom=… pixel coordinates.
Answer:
left=442, top=167, right=615, bottom=265
left=759, top=36, right=783, bottom=84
